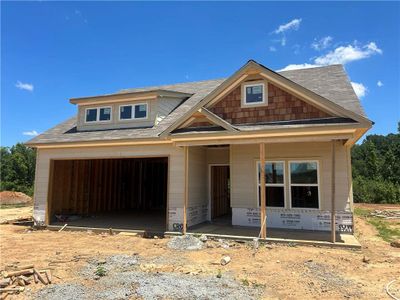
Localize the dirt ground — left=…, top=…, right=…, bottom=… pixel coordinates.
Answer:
left=0, top=206, right=32, bottom=224
left=0, top=204, right=399, bottom=299
left=0, top=192, right=32, bottom=206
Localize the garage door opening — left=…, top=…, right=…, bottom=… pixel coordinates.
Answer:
left=48, top=157, right=168, bottom=232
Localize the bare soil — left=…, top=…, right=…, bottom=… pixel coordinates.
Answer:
left=0, top=206, right=32, bottom=224
left=0, top=205, right=399, bottom=299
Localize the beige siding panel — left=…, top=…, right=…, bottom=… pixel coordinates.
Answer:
left=206, top=148, right=230, bottom=165
left=188, top=147, right=207, bottom=207
left=33, top=144, right=185, bottom=221
left=230, top=142, right=350, bottom=211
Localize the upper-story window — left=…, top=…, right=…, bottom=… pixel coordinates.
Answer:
left=85, top=107, right=112, bottom=123
left=119, top=103, right=148, bottom=120
left=244, top=83, right=265, bottom=105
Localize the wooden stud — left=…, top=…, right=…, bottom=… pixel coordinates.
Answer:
left=331, top=140, right=336, bottom=243
left=260, top=143, right=267, bottom=239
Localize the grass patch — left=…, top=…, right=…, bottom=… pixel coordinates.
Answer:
left=354, top=207, right=370, bottom=217
left=0, top=203, right=30, bottom=209
left=95, top=265, right=107, bottom=277
left=367, top=218, right=400, bottom=243
left=354, top=207, right=400, bottom=242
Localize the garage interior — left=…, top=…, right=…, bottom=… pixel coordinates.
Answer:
left=49, top=157, right=168, bottom=232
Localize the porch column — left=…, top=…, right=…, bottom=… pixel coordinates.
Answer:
left=183, top=146, right=189, bottom=234
left=331, top=140, right=336, bottom=243
left=260, top=143, right=267, bottom=239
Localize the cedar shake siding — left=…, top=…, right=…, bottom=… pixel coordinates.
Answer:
left=209, top=83, right=333, bottom=125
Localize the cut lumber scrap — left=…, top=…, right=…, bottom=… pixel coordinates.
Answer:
left=45, top=270, right=52, bottom=284
left=15, top=264, right=34, bottom=271
left=3, top=269, right=33, bottom=278
left=0, top=292, right=9, bottom=300
left=19, top=276, right=31, bottom=284
left=58, top=224, right=68, bottom=232
left=33, top=269, right=47, bottom=285
left=16, top=278, right=25, bottom=287
left=0, top=279, right=11, bottom=288
left=0, top=286, right=24, bottom=292
left=33, top=273, right=38, bottom=284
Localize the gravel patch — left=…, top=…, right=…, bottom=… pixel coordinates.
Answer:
left=125, top=271, right=261, bottom=300
left=80, top=254, right=138, bottom=278
left=35, top=271, right=261, bottom=300
left=34, top=283, right=86, bottom=300
left=36, top=253, right=263, bottom=300
left=304, top=261, right=352, bottom=287
left=167, top=235, right=203, bottom=250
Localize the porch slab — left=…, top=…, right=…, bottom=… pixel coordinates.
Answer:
left=187, top=221, right=361, bottom=249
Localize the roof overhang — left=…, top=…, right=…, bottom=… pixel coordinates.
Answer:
left=28, top=122, right=368, bottom=149
left=70, top=89, right=193, bottom=105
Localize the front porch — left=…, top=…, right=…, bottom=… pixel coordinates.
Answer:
left=179, top=137, right=355, bottom=244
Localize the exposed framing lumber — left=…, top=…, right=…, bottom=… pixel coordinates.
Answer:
left=331, top=140, right=336, bottom=243
left=260, top=143, right=266, bottom=239
left=183, top=146, right=189, bottom=234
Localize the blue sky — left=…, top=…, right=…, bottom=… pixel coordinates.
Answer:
left=1, top=1, right=399, bottom=146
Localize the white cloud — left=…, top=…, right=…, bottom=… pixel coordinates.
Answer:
left=269, top=46, right=277, bottom=52
left=351, top=82, right=367, bottom=98
left=278, top=63, right=319, bottom=71
left=314, top=42, right=382, bottom=65
left=280, top=37, right=286, bottom=46
left=279, top=41, right=382, bottom=71
left=274, top=18, right=302, bottom=34
left=22, top=130, right=39, bottom=136
left=377, top=80, right=383, bottom=87
left=15, top=81, right=34, bottom=92
left=311, top=36, right=333, bottom=51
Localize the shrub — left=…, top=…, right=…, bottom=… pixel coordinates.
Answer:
left=353, top=176, right=400, bottom=204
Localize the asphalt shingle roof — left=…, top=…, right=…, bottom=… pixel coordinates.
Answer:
left=26, top=64, right=367, bottom=145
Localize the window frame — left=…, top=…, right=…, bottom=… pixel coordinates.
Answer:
left=242, top=82, right=267, bottom=107
left=118, top=103, right=149, bottom=121
left=288, top=160, right=321, bottom=210
left=84, top=106, right=112, bottom=123
left=256, top=160, right=286, bottom=208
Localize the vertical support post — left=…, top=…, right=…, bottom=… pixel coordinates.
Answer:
left=260, top=143, right=266, bottom=239
left=183, top=146, right=189, bottom=235
left=331, top=140, right=336, bottom=243
left=346, top=144, right=355, bottom=234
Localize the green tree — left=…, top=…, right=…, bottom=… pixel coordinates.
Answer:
left=352, top=124, right=400, bottom=204
left=0, top=143, right=36, bottom=196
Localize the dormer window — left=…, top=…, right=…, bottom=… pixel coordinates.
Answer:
left=119, top=103, right=148, bottom=120
left=244, top=83, right=265, bottom=104
left=241, top=81, right=268, bottom=108
left=85, top=107, right=112, bottom=123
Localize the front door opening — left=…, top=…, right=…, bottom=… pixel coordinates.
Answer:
left=210, top=165, right=231, bottom=224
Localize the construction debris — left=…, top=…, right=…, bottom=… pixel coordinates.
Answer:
left=370, top=210, right=400, bottom=219
left=167, top=235, right=203, bottom=250
left=0, top=264, right=52, bottom=297
left=58, top=224, right=68, bottom=232
left=220, top=256, right=231, bottom=266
